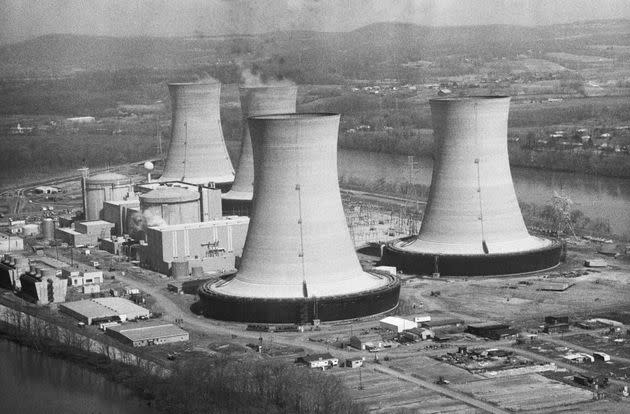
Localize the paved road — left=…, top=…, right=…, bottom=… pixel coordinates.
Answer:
left=372, top=364, right=509, bottom=414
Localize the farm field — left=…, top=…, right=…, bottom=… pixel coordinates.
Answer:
left=328, top=368, right=479, bottom=413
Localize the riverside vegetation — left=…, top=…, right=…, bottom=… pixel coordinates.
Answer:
left=0, top=304, right=365, bottom=414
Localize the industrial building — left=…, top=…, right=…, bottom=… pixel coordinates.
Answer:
left=54, top=220, right=114, bottom=247
left=19, top=265, right=67, bottom=304
left=0, top=254, right=29, bottom=290
left=102, top=198, right=140, bottom=236
left=381, top=97, right=562, bottom=276
left=105, top=321, right=189, bottom=347
left=141, top=216, right=249, bottom=275
left=200, top=114, right=400, bottom=323
left=222, top=85, right=298, bottom=215
left=380, top=316, right=417, bottom=333
left=81, top=171, right=134, bottom=221
left=349, top=333, right=383, bottom=351
left=159, top=82, right=234, bottom=187
left=59, top=297, right=150, bottom=325
left=62, top=267, right=103, bottom=287
left=0, top=232, right=24, bottom=252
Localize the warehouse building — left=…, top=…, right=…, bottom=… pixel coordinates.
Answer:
left=105, top=321, right=189, bottom=347
left=59, top=297, right=150, bottom=325
left=380, top=316, right=417, bottom=333
left=349, top=333, right=383, bottom=351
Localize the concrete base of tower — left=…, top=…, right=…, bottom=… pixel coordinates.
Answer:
left=221, top=194, right=252, bottom=216
left=197, top=274, right=401, bottom=323
left=380, top=238, right=563, bottom=276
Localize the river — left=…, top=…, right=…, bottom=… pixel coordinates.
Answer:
left=0, top=338, right=155, bottom=414
left=336, top=149, right=630, bottom=238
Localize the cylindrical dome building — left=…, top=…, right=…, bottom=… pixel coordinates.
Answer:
left=200, top=113, right=400, bottom=323
left=381, top=97, right=561, bottom=276
left=139, top=187, right=200, bottom=227
left=160, top=82, right=234, bottom=188
left=84, top=172, right=132, bottom=221
left=222, top=85, right=298, bottom=215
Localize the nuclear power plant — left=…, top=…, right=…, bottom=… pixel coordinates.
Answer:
left=199, top=113, right=401, bottom=323
left=222, top=85, right=298, bottom=215
left=160, top=82, right=234, bottom=188
left=381, top=96, right=562, bottom=276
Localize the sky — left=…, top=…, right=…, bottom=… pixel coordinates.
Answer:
left=1, top=0, right=629, bottom=44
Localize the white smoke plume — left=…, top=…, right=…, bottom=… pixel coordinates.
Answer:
left=240, top=67, right=295, bottom=87
left=142, top=209, right=168, bottom=228
left=192, top=72, right=219, bottom=84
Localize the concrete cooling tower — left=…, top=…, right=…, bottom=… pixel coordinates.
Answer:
left=382, top=97, right=561, bottom=276
left=200, top=113, right=400, bottom=323
left=222, top=86, right=298, bottom=215
left=160, top=82, right=234, bottom=188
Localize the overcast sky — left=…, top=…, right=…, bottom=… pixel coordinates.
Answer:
left=1, top=0, right=629, bottom=44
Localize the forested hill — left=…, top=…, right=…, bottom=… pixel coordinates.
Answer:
left=1, top=19, right=628, bottom=83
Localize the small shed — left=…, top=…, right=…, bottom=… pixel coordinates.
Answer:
left=346, top=357, right=364, bottom=368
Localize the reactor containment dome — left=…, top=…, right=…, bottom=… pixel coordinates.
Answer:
left=200, top=113, right=400, bottom=323
left=160, top=82, right=234, bottom=188
left=381, top=97, right=561, bottom=276
left=222, top=85, right=298, bottom=215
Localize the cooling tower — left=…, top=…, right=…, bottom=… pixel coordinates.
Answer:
left=222, top=86, right=298, bottom=215
left=200, top=114, right=400, bottom=323
left=160, top=82, right=234, bottom=187
left=382, top=97, right=561, bottom=276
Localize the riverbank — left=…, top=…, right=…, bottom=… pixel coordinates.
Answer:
left=0, top=300, right=162, bottom=405
left=336, top=138, right=630, bottom=179
left=0, top=323, right=157, bottom=403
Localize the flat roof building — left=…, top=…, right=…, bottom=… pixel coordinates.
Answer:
left=105, top=321, right=189, bottom=347
left=380, top=316, right=417, bottom=333
left=0, top=233, right=24, bottom=252
left=141, top=217, right=249, bottom=275
left=59, top=297, right=150, bottom=325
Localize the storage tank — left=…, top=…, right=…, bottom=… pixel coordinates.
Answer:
left=381, top=96, right=561, bottom=276
left=84, top=173, right=133, bottom=221
left=41, top=218, right=55, bottom=241
left=200, top=113, right=400, bottom=323
left=171, top=261, right=189, bottom=279
left=139, top=187, right=200, bottom=227
left=160, top=82, right=234, bottom=188
left=222, top=85, right=298, bottom=215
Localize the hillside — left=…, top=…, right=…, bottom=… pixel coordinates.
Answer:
left=1, top=19, right=628, bottom=82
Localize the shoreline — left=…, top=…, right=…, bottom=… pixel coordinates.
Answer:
left=0, top=322, right=157, bottom=405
